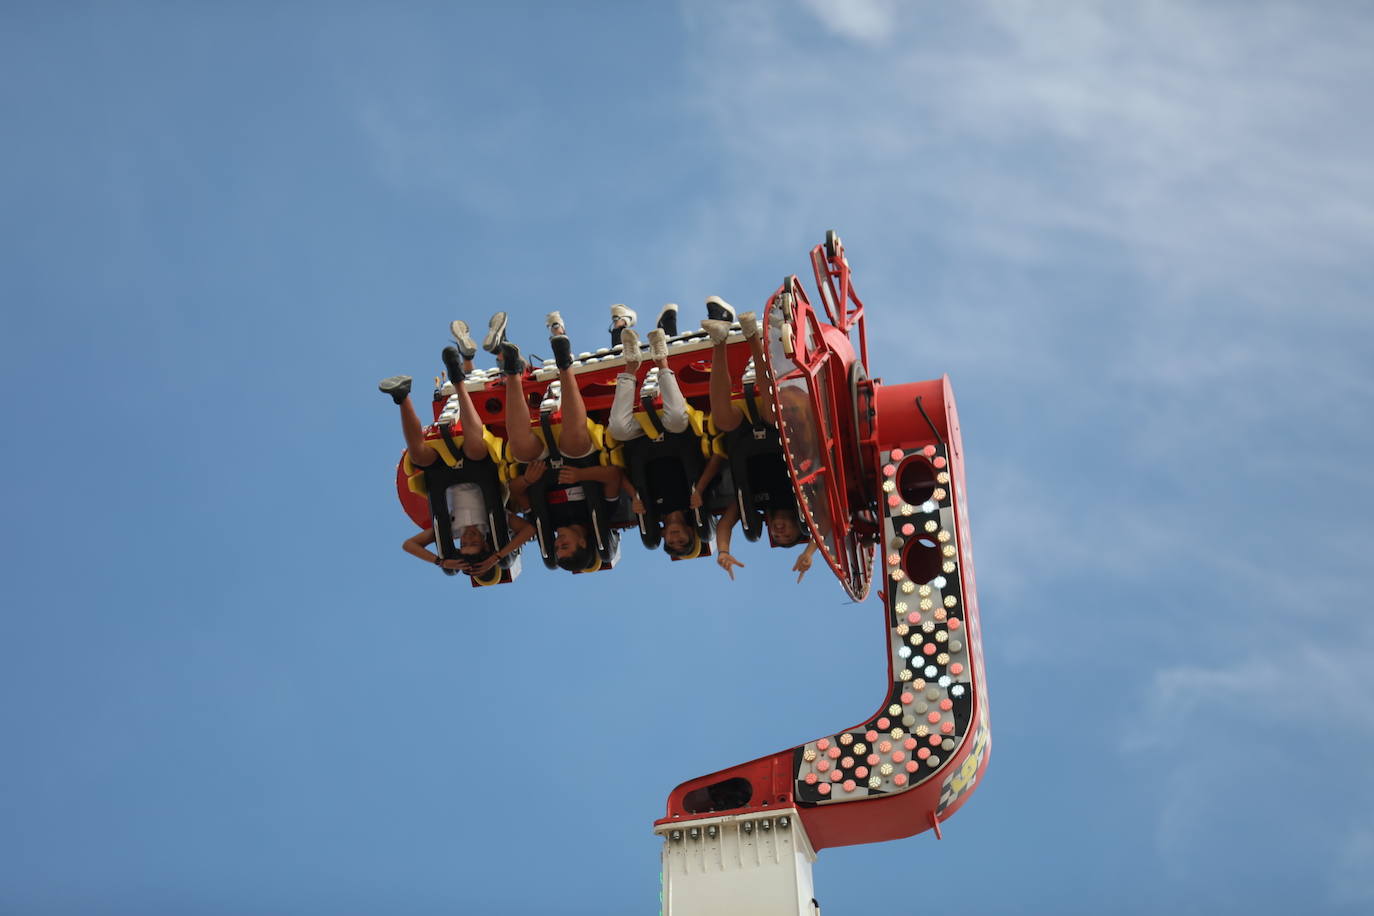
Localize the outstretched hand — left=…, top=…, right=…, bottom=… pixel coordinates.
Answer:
left=792, top=552, right=813, bottom=583
left=439, top=558, right=468, bottom=571
left=717, top=551, right=745, bottom=580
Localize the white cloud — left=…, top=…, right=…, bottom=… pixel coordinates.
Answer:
left=1123, top=625, right=1374, bottom=892
left=1129, top=643, right=1374, bottom=754
left=674, top=10, right=1374, bottom=897
left=798, top=0, right=899, bottom=44
left=679, top=0, right=1374, bottom=312
left=674, top=0, right=1374, bottom=593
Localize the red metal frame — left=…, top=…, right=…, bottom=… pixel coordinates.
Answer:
left=758, top=253, right=880, bottom=602
left=654, top=234, right=989, bottom=852
left=810, top=231, right=869, bottom=371
left=655, top=373, right=989, bottom=851
left=395, top=334, right=758, bottom=533
left=388, top=231, right=991, bottom=852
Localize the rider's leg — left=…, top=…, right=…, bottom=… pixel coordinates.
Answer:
left=556, top=365, right=593, bottom=457
left=608, top=372, right=643, bottom=443
left=456, top=386, right=490, bottom=461
left=400, top=397, right=440, bottom=466
left=649, top=330, right=690, bottom=435
left=707, top=340, right=745, bottom=433
left=502, top=355, right=546, bottom=464
left=442, top=346, right=488, bottom=461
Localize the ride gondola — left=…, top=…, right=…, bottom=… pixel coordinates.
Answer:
left=386, top=232, right=989, bottom=914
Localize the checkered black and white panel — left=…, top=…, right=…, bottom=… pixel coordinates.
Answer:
left=793, top=445, right=975, bottom=804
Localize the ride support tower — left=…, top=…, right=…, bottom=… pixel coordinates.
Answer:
left=654, top=232, right=990, bottom=916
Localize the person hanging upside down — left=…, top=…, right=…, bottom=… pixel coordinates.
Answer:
left=378, top=320, right=534, bottom=577
left=495, top=312, right=629, bottom=573
left=701, top=296, right=820, bottom=583
left=608, top=306, right=727, bottom=559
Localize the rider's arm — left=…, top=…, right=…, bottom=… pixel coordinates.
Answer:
left=498, top=512, right=537, bottom=558
left=714, top=502, right=745, bottom=580
left=715, top=501, right=739, bottom=554
left=403, top=528, right=443, bottom=565
left=561, top=464, right=626, bottom=498
left=618, top=474, right=644, bottom=515
left=694, top=454, right=725, bottom=497
left=508, top=477, right=531, bottom=512
left=792, top=537, right=820, bottom=582
left=508, top=459, right=546, bottom=513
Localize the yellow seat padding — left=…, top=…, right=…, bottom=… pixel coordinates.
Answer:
left=517, top=416, right=618, bottom=467
left=407, top=427, right=517, bottom=498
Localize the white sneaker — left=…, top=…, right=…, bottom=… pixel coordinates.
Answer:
left=621, top=328, right=642, bottom=370
left=608, top=303, right=638, bottom=331
left=648, top=328, right=669, bottom=360
left=701, top=319, right=732, bottom=345
left=705, top=296, right=736, bottom=323
left=545, top=311, right=565, bottom=337
left=738, top=311, right=759, bottom=340
left=449, top=320, right=477, bottom=359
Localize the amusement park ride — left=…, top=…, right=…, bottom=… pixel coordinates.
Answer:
left=392, top=232, right=989, bottom=915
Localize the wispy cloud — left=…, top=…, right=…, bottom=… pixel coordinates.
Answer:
left=674, top=0, right=1374, bottom=539
left=797, top=0, right=899, bottom=45
left=690, top=1, right=1374, bottom=300
left=671, top=3, right=1374, bottom=898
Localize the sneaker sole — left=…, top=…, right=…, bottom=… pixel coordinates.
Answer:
left=451, top=321, right=477, bottom=358
left=483, top=313, right=508, bottom=353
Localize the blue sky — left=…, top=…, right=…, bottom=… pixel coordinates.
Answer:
left=4, top=2, right=1373, bottom=913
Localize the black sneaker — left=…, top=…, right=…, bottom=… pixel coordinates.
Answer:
left=705, top=296, right=736, bottom=323
left=441, top=346, right=466, bottom=382
left=378, top=375, right=412, bottom=405
left=550, top=335, right=574, bottom=370
left=482, top=311, right=509, bottom=354
left=499, top=342, right=525, bottom=376
left=656, top=303, right=679, bottom=337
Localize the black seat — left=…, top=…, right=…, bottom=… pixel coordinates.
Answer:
left=521, top=407, right=619, bottom=571
left=420, top=423, right=516, bottom=580
left=621, top=390, right=713, bottom=558
left=721, top=381, right=809, bottom=545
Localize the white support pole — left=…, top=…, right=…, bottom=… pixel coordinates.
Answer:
left=655, top=809, right=819, bottom=916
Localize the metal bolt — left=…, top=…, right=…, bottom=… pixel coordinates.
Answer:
left=671, top=830, right=682, bottom=841
left=743, top=822, right=754, bottom=834
left=689, top=827, right=700, bottom=840
left=761, top=819, right=772, bottom=831
left=778, top=816, right=790, bottom=828
left=707, top=825, right=718, bottom=838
